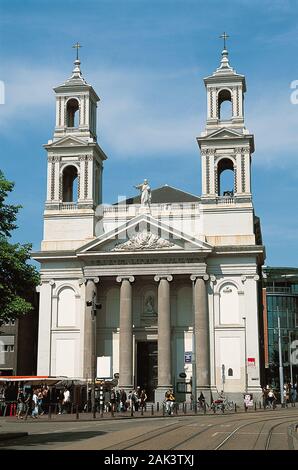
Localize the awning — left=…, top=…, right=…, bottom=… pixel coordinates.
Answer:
left=0, top=376, right=69, bottom=385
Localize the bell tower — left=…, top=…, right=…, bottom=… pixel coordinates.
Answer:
left=42, top=46, right=107, bottom=251
left=197, top=36, right=254, bottom=201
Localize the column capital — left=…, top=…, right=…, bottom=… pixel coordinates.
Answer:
left=154, top=274, right=173, bottom=282
left=86, top=277, right=100, bottom=284
left=116, top=275, right=135, bottom=283
left=190, top=274, right=209, bottom=282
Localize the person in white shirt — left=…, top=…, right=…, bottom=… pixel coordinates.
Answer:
left=63, top=387, right=71, bottom=414
left=31, top=390, right=38, bottom=418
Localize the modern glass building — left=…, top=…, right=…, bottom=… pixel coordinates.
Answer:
left=262, top=267, right=298, bottom=387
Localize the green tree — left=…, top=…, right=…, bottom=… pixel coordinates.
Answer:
left=0, top=170, right=39, bottom=322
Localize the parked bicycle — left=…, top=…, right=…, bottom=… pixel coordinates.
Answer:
left=211, top=392, right=234, bottom=413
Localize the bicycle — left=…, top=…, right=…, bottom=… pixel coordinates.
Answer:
left=211, top=393, right=234, bottom=413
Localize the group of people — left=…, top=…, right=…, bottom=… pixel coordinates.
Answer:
left=85, top=386, right=148, bottom=413
left=106, top=386, right=148, bottom=412
left=262, top=382, right=298, bottom=408
left=16, top=386, right=49, bottom=419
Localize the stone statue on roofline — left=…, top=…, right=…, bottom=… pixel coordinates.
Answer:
left=134, top=179, right=151, bottom=206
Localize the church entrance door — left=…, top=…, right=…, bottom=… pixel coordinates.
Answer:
left=136, top=341, right=157, bottom=402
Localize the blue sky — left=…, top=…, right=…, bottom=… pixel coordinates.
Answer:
left=0, top=0, right=297, bottom=266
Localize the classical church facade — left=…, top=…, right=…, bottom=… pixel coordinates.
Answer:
left=34, top=47, right=265, bottom=403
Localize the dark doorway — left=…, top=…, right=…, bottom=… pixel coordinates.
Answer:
left=137, top=341, right=157, bottom=401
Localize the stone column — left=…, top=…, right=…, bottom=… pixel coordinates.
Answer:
left=83, top=277, right=99, bottom=379
left=154, top=274, right=173, bottom=402
left=117, top=276, right=135, bottom=390
left=191, top=275, right=210, bottom=393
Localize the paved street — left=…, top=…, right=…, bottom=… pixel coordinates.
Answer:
left=0, top=408, right=297, bottom=450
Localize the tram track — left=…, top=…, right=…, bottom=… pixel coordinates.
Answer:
left=102, top=419, right=187, bottom=450
left=214, top=415, right=298, bottom=450
left=171, top=411, right=298, bottom=450
left=101, top=410, right=298, bottom=451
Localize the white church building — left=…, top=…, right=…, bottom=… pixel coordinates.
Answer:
left=33, top=45, right=265, bottom=403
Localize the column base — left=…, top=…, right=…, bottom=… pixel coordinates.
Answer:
left=155, top=386, right=172, bottom=404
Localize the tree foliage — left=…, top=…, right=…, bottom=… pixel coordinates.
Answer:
left=0, top=170, right=39, bottom=321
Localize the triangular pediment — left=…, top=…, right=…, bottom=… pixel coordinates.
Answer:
left=205, top=128, right=244, bottom=140
left=47, top=136, right=89, bottom=148
left=77, top=214, right=212, bottom=256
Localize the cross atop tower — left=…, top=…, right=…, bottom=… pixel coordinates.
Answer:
left=72, top=42, right=82, bottom=61
left=219, top=32, right=229, bottom=50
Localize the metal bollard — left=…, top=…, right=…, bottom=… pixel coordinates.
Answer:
left=162, top=404, right=165, bottom=416
left=235, top=403, right=237, bottom=413
left=259, top=401, right=261, bottom=409
left=99, top=385, right=104, bottom=418
left=48, top=405, right=52, bottom=419
left=130, top=406, right=133, bottom=417
left=111, top=406, right=114, bottom=417
left=76, top=404, right=79, bottom=420
left=254, top=402, right=257, bottom=411
left=151, top=404, right=154, bottom=416
left=157, top=402, right=159, bottom=412
left=204, top=403, right=207, bottom=415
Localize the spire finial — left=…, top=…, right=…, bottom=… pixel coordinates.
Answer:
left=72, top=42, right=82, bottom=61
left=70, top=42, right=83, bottom=79
left=217, top=32, right=233, bottom=72
left=219, top=32, right=229, bottom=51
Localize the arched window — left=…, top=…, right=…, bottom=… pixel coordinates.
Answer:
left=219, top=282, right=239, bottom=324
left=57, top=287, right=76, bottom=327
left=217, top=158, right=234, bottom=196
left=66, top=98, right=79, bottom=127
left=218, top=89, right=232, bottom=120
left=62, top=165, right=78, bottom=202
left=228, top=368, right=233, bottom=377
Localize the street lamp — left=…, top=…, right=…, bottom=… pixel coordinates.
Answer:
left=242, top=317, right=248, bottom=394
left=277, top=315, right=285, bottom=406
left=191, top=279, right=197, bottom=408
left=86, top=292, right=102, bottom=417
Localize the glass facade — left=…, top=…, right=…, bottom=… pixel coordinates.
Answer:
left=263, top=267, right=298, bottom=387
